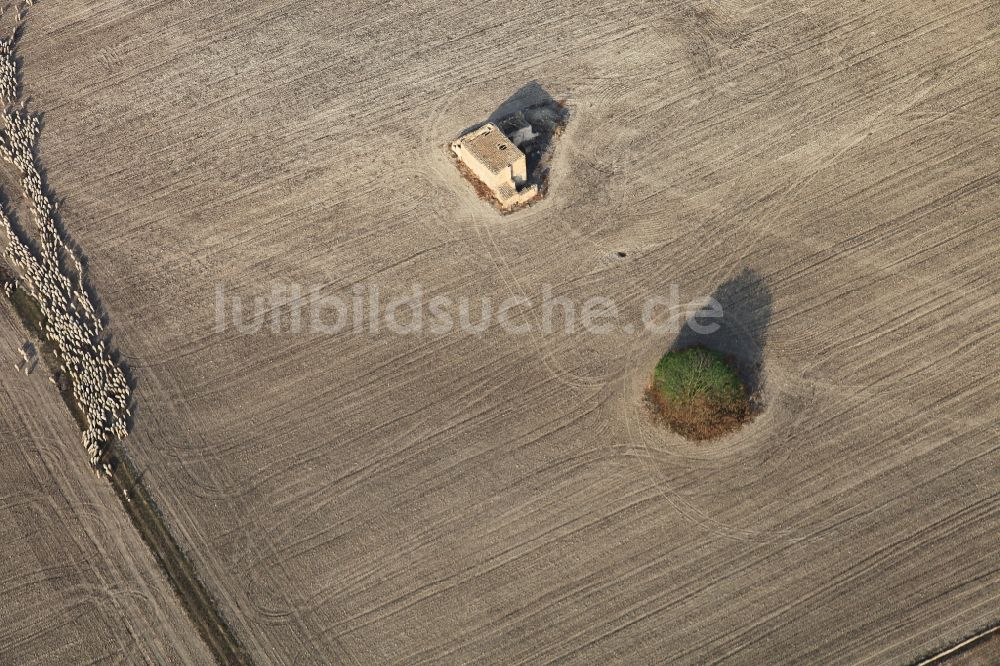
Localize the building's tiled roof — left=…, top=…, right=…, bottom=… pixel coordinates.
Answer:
left=496, top=182, right=516, bottom=201
left=455, top=123, right=523, bottom=175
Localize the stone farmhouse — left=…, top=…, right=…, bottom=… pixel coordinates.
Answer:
left=451, top=123, right=538, bottom=209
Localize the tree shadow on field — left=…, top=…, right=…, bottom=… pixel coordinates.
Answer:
left=671, top=269, right=772, bottom=408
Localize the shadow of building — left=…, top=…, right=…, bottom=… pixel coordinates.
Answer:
left=460, top=81, right=570, bottom=192
left=486, top=81, right=561, bottom=123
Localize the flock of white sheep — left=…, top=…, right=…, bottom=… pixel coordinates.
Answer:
left=0, top=9, right=131, bottom=476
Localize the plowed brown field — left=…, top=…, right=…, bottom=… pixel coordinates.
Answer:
left=3, top=0, right=998, bottom=663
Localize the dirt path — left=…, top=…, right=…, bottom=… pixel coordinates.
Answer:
left=0, top=301, right=213, bottom=664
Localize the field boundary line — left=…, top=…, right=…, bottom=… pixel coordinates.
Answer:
left=913, top=621, right=1000, bottom=665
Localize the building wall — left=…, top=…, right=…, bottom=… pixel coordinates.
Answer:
left=502, top=183, right=538, bottom=208
left=452, top=144, right=520, bottom=191
left=451, top=141, right=536, bottom=209
left=510, top=155, right=527, bottom=184
left=452, top=143, right=504, bottom=190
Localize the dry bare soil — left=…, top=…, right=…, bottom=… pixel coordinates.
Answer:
left=3, top=0, right=998, bottom=663
left=0, top=302, right=211, bottom=664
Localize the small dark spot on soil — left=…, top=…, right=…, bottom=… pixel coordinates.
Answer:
left=615, top=251, right=627, bottom=258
